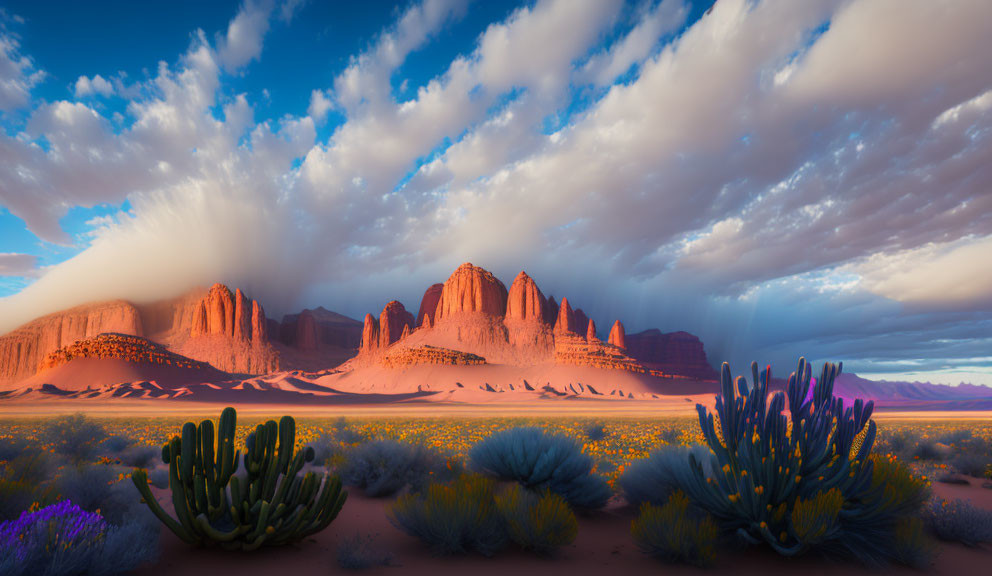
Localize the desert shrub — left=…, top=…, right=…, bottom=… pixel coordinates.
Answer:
left=924, top=498, right=992, bottom=547
left=100, top=435, right=132, bottom=454
left=949, top=450, right=992, bottom=478
left=584, top=422, right=606, bottom=441
left=147, top=465, right=170, bottom=489
left=43, top=414, right=107, bottom=462
left=0, top=438, right=27, bottom=462
left=620, top=445, right=711, bottom=508
left=0, top=500, right=158, bottom=576
left=117, top=444, right=159, bottom=468
left=891, top=517, right=937, bottom=569
left=469, top=427, right=611, bottom=510
left=877, top=429, right=914, bottom=456
left=389, top=475, right=507, bottom=556
left=0, top=452, right=55, bottom=521
left=336, top=533, right=394, bottom=570
left=632, top=491, right=718, bottom=567
left=935, top=429, right=973, bottom=446
left=912, top=439, right=943, bottom=461
left=495, top=484, right=577, bottom=555
left=338, top=439, right=454, bottom=497
left=54, top=463, right=153, bottom=527
left=671, top=358, right=931, bottom=567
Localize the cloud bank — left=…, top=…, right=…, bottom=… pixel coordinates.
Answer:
left=1, top=0, right=991, bottom=384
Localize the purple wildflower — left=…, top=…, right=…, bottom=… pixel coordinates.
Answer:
left=0, top=500, right=106, bottom=563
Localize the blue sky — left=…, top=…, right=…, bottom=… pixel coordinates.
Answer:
left=1, top=0, right=991, bottom=385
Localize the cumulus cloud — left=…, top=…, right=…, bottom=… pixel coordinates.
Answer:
left=1, top=0, right=992, bottom=384
left=74, top=74, right=114, bottom=97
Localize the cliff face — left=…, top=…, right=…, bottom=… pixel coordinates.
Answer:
left=625, top=329, right=717, bottom=380
left=434, top=263, right=508, bottom=320
left=278, top=307, right=362, bottom=350
left=417, top=284, right=444, bottom=327
left=0, top=301, right=143, bottom=384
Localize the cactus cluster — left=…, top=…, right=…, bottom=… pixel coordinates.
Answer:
left=132, top=407, right=347, bottom=551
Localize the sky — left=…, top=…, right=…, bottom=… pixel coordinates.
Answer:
left=0, top=0, right=990, bottom=385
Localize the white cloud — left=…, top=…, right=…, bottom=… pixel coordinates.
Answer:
left=307, top=89, right=333, bottom=123
left=216, top=0, right=276, bottom=72
left=0, top=32, right=44, bottom=112
left=74, top=74, right=114, bottom=98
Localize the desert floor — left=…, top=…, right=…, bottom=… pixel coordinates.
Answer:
left=135, top=476, right=992, bottom=576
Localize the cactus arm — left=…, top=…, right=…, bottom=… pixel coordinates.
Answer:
left=132, top=468, right=198, bottom=544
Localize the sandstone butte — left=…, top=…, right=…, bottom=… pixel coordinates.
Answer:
left=0, top=283, right=280, bottom=385
left=348, top=262, right=716, bottom=380
left=608, top=320, right=626, bottom=349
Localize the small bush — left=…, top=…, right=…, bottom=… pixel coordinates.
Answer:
left=935, top=429, right=973, bottom=446
left=583, top=423, right=606, bottom=441
left=0, top=453, right=55, bottom=521
left=950, top=452, right=992, bottom=478
left=43, top=414, right=107, bottom=462
left=632, top=491, right=718, bottom=567
left=0, top=438, right=27, bottom=462
left=147, top=466, right=170, bottom=489
left=389, top=475, right=507, bottom=556
left=912, top=439, right=943, bottom=461
left=495, top=485, right=577, bottom=555
left=117, top=444, right=159, bottom=468
left=336, top=533, right=394, bottom=570
left=469, top=427, right=611, bottom=510
left=924, top=498, right=992, bottom=547
left=100, top=435, right=132, bottom=454
left=619, top=445, right=710, bottom=508
left=892, top=517, right=937, bottom=569
left=339, top=439, right=453, bottom=497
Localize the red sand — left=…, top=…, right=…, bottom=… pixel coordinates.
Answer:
left=134, top=478, right=992, bottom=576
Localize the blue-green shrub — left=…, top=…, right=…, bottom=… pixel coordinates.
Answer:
left=924, top=498, right=992, bottom=546
left=469, top=427, right=610, bottom=510
left=338, top=439, right=453, bottom=497
left=43, top=414, right=107, bottom=462
left=619, top=445, right=711, bottom=508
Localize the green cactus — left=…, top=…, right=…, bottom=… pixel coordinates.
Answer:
left=132, top=407, right=347, bottom=551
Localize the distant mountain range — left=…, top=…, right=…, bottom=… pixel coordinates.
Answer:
left=1, top=262, right=989, bottom=411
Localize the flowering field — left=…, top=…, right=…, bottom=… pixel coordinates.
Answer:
left=3, top=415, right=990, bottom=486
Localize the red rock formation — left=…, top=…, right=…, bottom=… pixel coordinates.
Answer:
left=435, top=263, right=508, bottom=320
left=608, top=320, right=626, bottom=349
left=38, top=333, right=214, bottom=373
left=233, top=289, right=251, bottom=342
left=553, top=298, right=576, bottom=336
left=417, top=284, right=444, bottom=327
left=545, top=295, right=559, bottom=325
left=251, top=301, right=267, bottom=343
left=401, top=324, right=411, bottom=340
left=295, top=310, right=318, bottom=351
left=573, top=309, right=590, bottom=335
left=625, top=329, right=718, bottom=380
left=178, top=283, right=279, bottom=374
left=505, top=272, right=545, bottom=322
left=586, top=319, right=598, bottom=342
left=277, top=307, right=362, bottom=350
left=0, top=301, right=143, bottom=384
left=361, top=314, right=380, bottom=353
left=504, top=271, right=554, bottom=360
left=378, top=301, right=415, bottom=349
left=554, top=334, right=645, bottom=373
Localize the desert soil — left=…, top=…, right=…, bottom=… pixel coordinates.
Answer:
left=135, top=477, right=992, bottom=576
